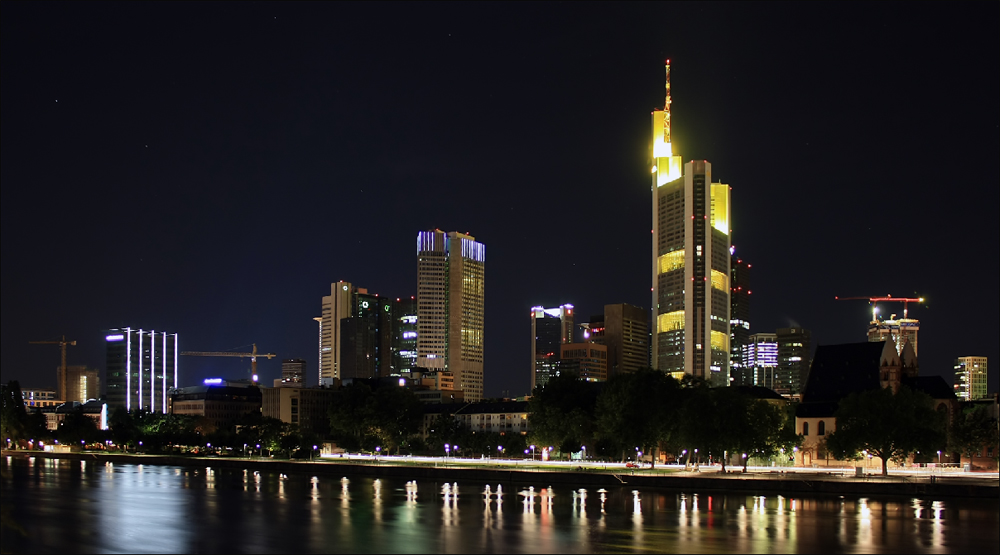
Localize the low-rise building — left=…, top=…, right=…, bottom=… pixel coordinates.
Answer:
left=169, top=384, right=262, bottom=431
left=421, top=400, right=530, bottom=438
left=261, top=386, right=337, bottom=436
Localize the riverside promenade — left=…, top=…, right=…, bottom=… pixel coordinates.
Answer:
left=6, top=450, right=998, bottom=499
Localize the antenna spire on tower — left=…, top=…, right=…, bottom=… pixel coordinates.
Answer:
left=663, top=59, right=672, bottom=145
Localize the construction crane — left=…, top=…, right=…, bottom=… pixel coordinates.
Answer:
left=180, top=343, right=276, bottom=383
left=835, top=295, right=925, bottom=320
left=29, top=335, right=76, bottom=402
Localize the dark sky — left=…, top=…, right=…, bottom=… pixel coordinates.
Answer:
left=3, top=2, right=998, bottom=398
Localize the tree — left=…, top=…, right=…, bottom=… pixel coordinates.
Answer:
left=1, top=381, right=29, bottom=447
left=951, top=404, right=1000, bottom=467
left=57, top=408, right=101, bottom=446
left=529, top=372, right=601, bottom=458
left=826, top=385, right=947, bottom=476
left=596, top=368, right=680, bottom=467
left=733, top=400, right=798, bottom=472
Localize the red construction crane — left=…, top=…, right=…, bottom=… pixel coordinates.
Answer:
left=835, top=295, right=925, bottom=320
left=29, top=335, right=76, bottom=402
left=180, top=343, right=275, bottom=383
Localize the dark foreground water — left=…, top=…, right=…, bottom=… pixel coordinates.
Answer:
left=2, top=456, right=998, bottom=553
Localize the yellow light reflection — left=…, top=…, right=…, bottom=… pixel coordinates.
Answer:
left=658, top=250, right=685, bottom=274
left=710, top=182, right=730, bottom=234
left=658, top=311, right=685, bottom=333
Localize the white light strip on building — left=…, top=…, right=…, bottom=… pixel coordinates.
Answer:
left=126, top=328, right=132, bottom=411
left=138, top=329, right=143, bottom=410
left=162, top=332, right=167, bottom=413
left=174, top=333, right=179, bottom=403
left=150, top=330, right=155, bottom=412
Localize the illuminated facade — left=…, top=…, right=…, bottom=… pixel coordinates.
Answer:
left=416, top=230, right=485, bottom=401
left=105, top=328, right=178, bottom=413
left=321, top=283, right=412, bottom=383
left=743, top=333, right=777, bottom=390
left=954, top=356, right=988, bottom=401
left=62, top=365, right=100, bottom=404
left=531, top=304, right=574, bottom=391
left=868, top=317, right=919, bottom=356
left=395, top=296, right=418, bottom=375
left=650, top=62, right=731, bottom=385
left=729, top=248, right=752, bottom=385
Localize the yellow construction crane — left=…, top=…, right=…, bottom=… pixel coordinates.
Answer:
left=180, top=343, right=275, bottom=383
left=29, top=335, right=76, bottom=402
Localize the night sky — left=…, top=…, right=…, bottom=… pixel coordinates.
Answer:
left=3, top=3, right=997, bottom=398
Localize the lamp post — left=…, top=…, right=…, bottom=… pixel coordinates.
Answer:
left=445, top=443, right=450, bottom=459
left=311, top=445, right=317, bottom=462
left=530, top=445, right=536, bottom=460
left=498, top=445, right=504, bottom=459
left=681, top=449, right=687, bottom=467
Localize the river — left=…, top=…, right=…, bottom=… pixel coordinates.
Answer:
left=2, top=455, right=997, bottom=553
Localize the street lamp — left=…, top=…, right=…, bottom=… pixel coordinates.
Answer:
left=311, top=445, right=317, bottom=462
left=530, top=445, right=536, bottom=460
left=445, top=443, right=450, bottom=459
left=497, top=445, right=504, bottom=458
left=937, top=450, right=942, bottom=467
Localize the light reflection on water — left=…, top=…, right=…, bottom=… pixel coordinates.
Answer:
left=2, top=457, right=998, bottom=554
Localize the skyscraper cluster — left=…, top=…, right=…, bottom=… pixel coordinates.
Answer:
left=315, top=230, right=486, bottom=402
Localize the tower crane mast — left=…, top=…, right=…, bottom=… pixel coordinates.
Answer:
left=29, top=335, right=76, bottom=402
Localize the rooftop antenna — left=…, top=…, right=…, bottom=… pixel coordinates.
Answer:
left=663, top=59, right=672, bottom=145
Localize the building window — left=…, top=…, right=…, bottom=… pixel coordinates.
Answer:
left=802, top=422, right=809, bottom=436
left=817, top=421, right=826, bottom=436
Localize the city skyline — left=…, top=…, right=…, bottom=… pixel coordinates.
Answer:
left=2, top=3, right=997, bottom=397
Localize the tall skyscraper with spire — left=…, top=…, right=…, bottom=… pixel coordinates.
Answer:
left=416, top=230, right=486, bottom=401
left=651, top=60, right=732, bottom=386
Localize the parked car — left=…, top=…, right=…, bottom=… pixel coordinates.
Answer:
left=625, top=462, right=641, bottom=469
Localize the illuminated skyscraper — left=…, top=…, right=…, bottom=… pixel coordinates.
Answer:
left=62, top=365, right=100, bottom=404
left=416, top=230, right=485, bottom=401
left=105, top=328, right=178, bottom=413
left=868, top=316, right=919, bottom=356
left=954, top=356, right=988, bottom=401
left=531, top=304, right=574, bottom=391
left=651, top=61, right=731, bottom=386
left=280, top=359, right=306, bottom=385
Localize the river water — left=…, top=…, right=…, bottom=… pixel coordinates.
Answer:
left=2, top=456, right=997, bottom=553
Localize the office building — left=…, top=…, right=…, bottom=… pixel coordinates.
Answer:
left=280, top=359, right=306, bottom=386
left=62, top=365, right=100, bottom=404
left=730, top=248, right=752, bottom=385
left=169, top=381, right=262, bottom=431
left=319, top=282, right=403, bottom=384
left=775, top=327, right=811, bottom=396
left=604, top=303, right=649, bottom=377
left=650, top=61, right=731, bottom=386
left=395, top=296, right=418, bottom=376
left=531, top=304, right=575, bottom=391
left=416, top=230, right=486, bottom=401
left=262, top=386, right=337, bottom=436
left=318, top=281, right=356, bottom=385
left=21, top=388, right=59, bottom=408
left=868, top=316, right=919, bottom=356
left=105, top=328, right=178, bottom=413
left=743, top=333, right=777, bottom=390
left=560, top=342, right=608, bottom=382
left=954, top=356, right=988, bottom=401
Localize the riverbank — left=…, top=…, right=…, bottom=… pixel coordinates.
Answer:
left=5, top=450, right=997, bottom=499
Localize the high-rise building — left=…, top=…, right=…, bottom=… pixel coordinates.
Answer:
left=650, top=61, right=731, bottom=386
left=531, top=304, right=575, bottom=391
left=280, top=359, right=306, bottom=385
left=775, top=327, right=811, bottom=397
left=319, top=281, right=356, bottom=385
left=954, top=356, right=988, bottom=401
left=604, top=303, right=649, bottom=378
left=729, top=248, right=752, bottom=386
left=105, top=328, right=178, bottom=413
left=62, top=365, right=100, bottom=404
left=395, top=296, right=418, bottom=376
left=743, top=333, right=777, bottom=390
left=416, top=230, right=486, bottom=401
left=868, top=316, right=919, bottom=356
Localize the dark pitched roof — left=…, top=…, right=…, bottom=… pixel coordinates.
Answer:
left=802, top=342, right=887, bottom=404
left=733, top=385, right=786, bottom=401
left=795, top=401, right=839, bottom=418
left=902, top=376, right=957, bottom=401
